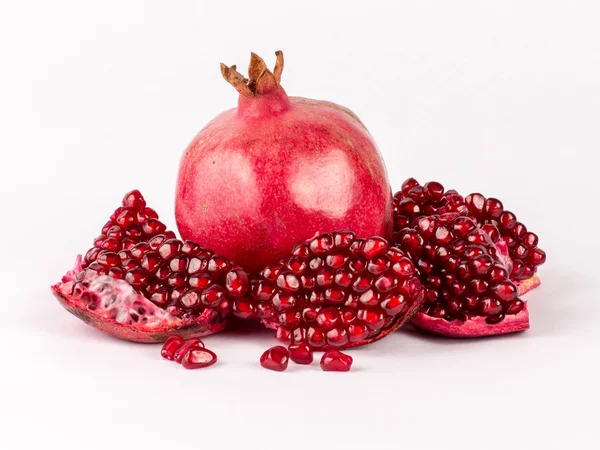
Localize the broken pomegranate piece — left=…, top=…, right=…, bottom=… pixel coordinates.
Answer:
left=51, top=190, right=249, bottom=343
left=238, top=231, right=425, bottom=350
left=393, top=178, right=545, bottom=295
left=394, top=213, right=530, bottom=337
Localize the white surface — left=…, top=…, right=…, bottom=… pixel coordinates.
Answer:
left=1, top=1, right=599, bottom=449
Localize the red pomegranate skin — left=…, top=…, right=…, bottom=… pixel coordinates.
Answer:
left=176, top=57, right=392, bottom=271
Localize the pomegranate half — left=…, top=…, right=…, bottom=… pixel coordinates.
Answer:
left=176, top=51, right=392, bottom=272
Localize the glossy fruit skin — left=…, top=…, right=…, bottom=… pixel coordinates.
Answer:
left=176, top=55, right=392, bottom=272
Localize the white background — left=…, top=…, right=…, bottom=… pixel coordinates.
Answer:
left=1, top=1, right=599, bottom=449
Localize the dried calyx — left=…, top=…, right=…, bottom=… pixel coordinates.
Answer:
left=220, top=51, right=284, bottom=97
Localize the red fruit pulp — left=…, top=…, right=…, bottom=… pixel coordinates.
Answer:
left=176, top=52, right=392, bottom=271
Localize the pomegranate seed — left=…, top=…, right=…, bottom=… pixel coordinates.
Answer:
left=158, top=239, right=182, bottom=260
left=232, top=298, right=256, bottom=319
left=122, top=190, right=146, bottom=210
left=225, top=268, right=249, bottom=297
left=201, top=285, right=225, bottom=307
left=130, top=242, right=151, bottom=259
left=492, top=280, right=519, bottom=302
left=181, top=240, right=201, bottom=256
left=161, top=335, right=185, bottom=360
left=173, top=338, right=205, bottom=363
left=260, top=346, right=289, bottom=372
left=320, top=350, right=353, bottom=372
left=288, top=344, right=313, bottom=364
left=361, top=237, right=388, bottom=259
left=141, top=251, right=161, bottom=271
left=136, top=207, right=158, bottom=223
left=189, top=273, right=212, bottom=289
left=181, top=347, right=217, bottom=369
left=188, top=257, right=208, bottom=274
left=107, top=267, right=124, bottom=279
left=106, top=226, right=124, bottom=240
left=125, top=268, right=149, bottom=288
left=208, top=256, right=230, bottom=274
left=423, top=181, right=445, bottom=201
left=402, top=177, right=420, bottom=194
left=101, top=238, right=121, bottom=252
left=96, top=251, right=120, bottom=268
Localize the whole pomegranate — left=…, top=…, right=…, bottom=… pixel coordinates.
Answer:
left=176, top=51, right=392, bottom=271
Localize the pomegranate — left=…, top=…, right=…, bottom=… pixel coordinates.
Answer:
left=51, top=190, right=249, bottom=343
left=393, top=178, right=545, bottom=295
left=175, top=51, right=392, bottom=272
left=260, top=346, right=290, bottom=372
left=320, top=350, right=353, bottom=372
left=235, top=231, right=425, bottom=349
left=394, top=213, right=529, bottom=337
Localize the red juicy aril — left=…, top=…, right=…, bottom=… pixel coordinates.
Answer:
left=51, top=190, right=249, bottom=343
left=175, top=51, right=392, bottom=272
left=393, top=178, right=545, bottom=295
left=234, top=232, right=425, bottom=349
left=394, top=213, right=529, bottom=337
left=260, top=346, right=290, bottom=372
left=321, top=350, right=353, bottom=372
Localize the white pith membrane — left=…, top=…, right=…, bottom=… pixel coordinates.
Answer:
left=56, top=256, right=180, bottom=328
left=52, top=256, right=225, bottom=342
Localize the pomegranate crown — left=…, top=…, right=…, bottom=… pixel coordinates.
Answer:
left=220, top=51, right=284, bottom=97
